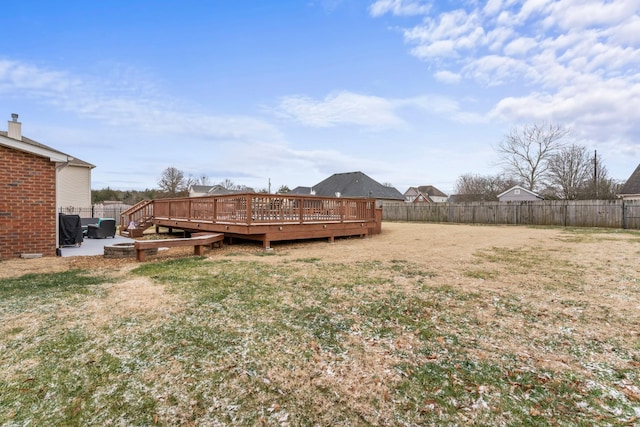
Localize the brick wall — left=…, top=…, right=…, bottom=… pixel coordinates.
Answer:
left=0, top=145, right=57, bottom=258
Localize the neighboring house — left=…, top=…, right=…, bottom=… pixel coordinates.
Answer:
left=497, top=185, right=544, bottom=202
left=618, top=164, right=640, bottom=200
left=404, top=185, right=448, bottom=203
left=0, top=114, right=94, bottom=258
left=289, top=186, right=313, bottom=195
left=93, top=201, right=132, bottom=219
left=296, top=171, right=404, bottom=205
left=188, top=184, right=255, bottom=197
left=188, top=185, right=215, bottom=197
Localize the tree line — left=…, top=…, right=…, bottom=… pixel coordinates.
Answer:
left=454, top=123, right=622, bottom=201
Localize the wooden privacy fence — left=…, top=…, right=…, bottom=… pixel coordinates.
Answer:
left=381, top=200, right=640, bottom=229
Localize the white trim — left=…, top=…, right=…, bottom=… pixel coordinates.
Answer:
left=0, top=135, right=71, bottom=162
left=618, top=194, right=640, bottom=200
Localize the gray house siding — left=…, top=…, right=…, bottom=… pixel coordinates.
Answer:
left=498, top=186, right=543, bottom=202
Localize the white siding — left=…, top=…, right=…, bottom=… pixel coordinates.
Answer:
left=499, top=189, right=539, bottom=202
left=57, top=165, right=91, bottom=210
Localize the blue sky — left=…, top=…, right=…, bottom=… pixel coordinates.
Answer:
left=2, top=0, right=639, bottom=194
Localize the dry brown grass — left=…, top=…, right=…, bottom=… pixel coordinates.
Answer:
left=1, top=222, right=639, bottom=425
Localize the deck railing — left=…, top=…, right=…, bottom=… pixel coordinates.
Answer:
left=150, top=193, right=377, bottom=226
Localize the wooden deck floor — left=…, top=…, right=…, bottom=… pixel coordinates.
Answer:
left=121, top=193, right=382, bottom=248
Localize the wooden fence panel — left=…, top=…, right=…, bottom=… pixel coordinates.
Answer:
left=381, top=200, right=640, bottom=230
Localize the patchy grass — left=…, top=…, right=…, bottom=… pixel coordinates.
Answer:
left=464, top=269, right=499, bottom=280
left=1, top=226, right=640, bottom=425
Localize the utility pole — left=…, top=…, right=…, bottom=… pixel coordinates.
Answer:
left=268, top=178, right=271, bottom=194
left=594, top=150, right=598, bottom=199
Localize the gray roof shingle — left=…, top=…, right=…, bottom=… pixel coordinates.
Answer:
left=311, top=171, right=404, bottom=200
left=416, top=185, right=448, bottom=197
left=620, top=164, right=640, bottom=195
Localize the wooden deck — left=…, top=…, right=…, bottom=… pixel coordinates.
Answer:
left=120, top=193, right=382, bottom=248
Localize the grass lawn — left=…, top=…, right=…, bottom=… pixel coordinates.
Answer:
left=1, top=223, right=639, bottom=425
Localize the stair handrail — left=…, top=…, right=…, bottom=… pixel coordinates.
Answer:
left=120, top=199, right=154, bottom=230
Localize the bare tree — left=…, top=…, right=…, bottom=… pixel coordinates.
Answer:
left=547, top=144, right=591, bottom=199
left=496, top=123, right=569, bottom=191
left=454, top=173, right=518, bottom=201
left=184, top=175, right=198, bottom=191
left=235, top=185, right=253, bottom=192
left=220, top=178, right=236, bottom=190
left=158, top=166, right=186, bottom=197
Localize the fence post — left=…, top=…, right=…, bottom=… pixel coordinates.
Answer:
left=622, top=200, right=627, bottom=230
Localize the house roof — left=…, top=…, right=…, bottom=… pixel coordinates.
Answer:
left=289, top=186, right=313, bottom=195
left=190, top=184, right=257, bottom=195
left=0, top=131, right=94, bottom=168
left=207, top=184, right=235, bottom=195
left=619, top=164, right=640, bottom=196
left=416, top=185, right=447, bottom=197
left=497, top=185, right=543, bottom=200
left=189, top=185, right=214, bottom=193
left=311, top=171, right=404, bottom=200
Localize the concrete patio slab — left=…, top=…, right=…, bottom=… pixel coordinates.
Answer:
left=59, top=234, right=135, bottom=257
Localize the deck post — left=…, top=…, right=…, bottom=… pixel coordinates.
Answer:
left=246, top=194, right=252, bottom=225
left=299, top=198, right=304, bottom=224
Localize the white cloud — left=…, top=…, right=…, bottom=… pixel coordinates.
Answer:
left=410, top=39, right=458, bottom=59
left=490, top=76, right=640, bottom=144
left=503, top=36, right=538, bottom=56
left=0, top=59, right=283, bottom=143
left=404, top=9, right=483, bottom=46
left=516, top=0, right=552, bottom=24
left=0, top=59, right=80, bottom=94
left=373, top=0, right=640, bottom=155
left=546, top=0, right=637, bottom=30
left=369, top=0, right=431, bottom=17
left=463, top=55, right=534, bottom=86
left=483, top=0, right=504, bottom=17
left=434, top=70, right=461, bottom=84
left=276, top=91, right=405, bottom=129
left=608, top=14, right=640, bottom=45
left=396, top=94, right=486, bottom=123
left=276, top=89, right=487, bottom=128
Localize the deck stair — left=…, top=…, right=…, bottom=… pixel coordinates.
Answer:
left=120, top=200, right=155, bottom=237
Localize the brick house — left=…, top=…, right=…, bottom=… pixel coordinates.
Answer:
left=0, top=114, right=94, bottom=258
left=404, top=185, right=449, bottom=203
